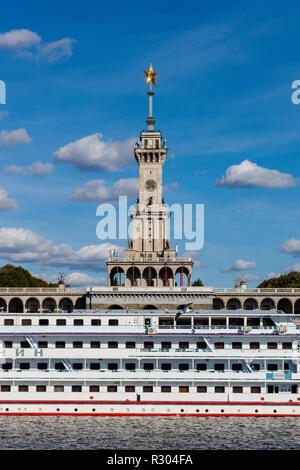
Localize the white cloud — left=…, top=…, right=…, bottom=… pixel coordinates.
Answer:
left=4, top=161, right=53, bottom=177
left=0, top=227, right=123, bottom=271
left=0, top=29, right=75, bottom=63
left=69, top=178, right=139, bottom=203
left=278, top=238, right=300, bottom=257
left=0, top=187, right=18, bottom=211
left=215, top=159, right=298, bottom=189
left=54, top=133, right=136, bottom=172
left=283, top=263, right=300, bottom=273
left=0, top=128, right=32, bottom=147
left=36, top=38, right=76, bottom=63
left=220, top=259, right=257, bottom=273
left=239, top=273, right=260, bottom=282
left=65, top=272, right=105, bottom=286
left=0, top=29, right=41, bottom=49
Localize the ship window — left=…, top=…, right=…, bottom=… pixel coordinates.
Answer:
left=22, top=319, right=31, bottom=326
left=196, top=363, right=207, bottom=371
left=232, top=363, right=242, bottom=371
left=232, top=342, right=242, bottom=349
left=36, top=385, right=46, bottom=392
left=250, top=342, right=260, bottom=349
left=20, top=341, right=30, bottom=348
left=144, top=341, right=154, bottom=349
left=39, top=319, right=49, bottom=326
left=179, top=363, right=189, bottom=371
left=179, top=386, right=189, bottom=393
left=4, top=341, right=12, bottom=348
left=233, top=386, right=243, bottom=393
left=90, top=363, right=100, bottom=370
left=56, top=319, right=66, bottom=326
left=0, top=385, right=10, bottom=392
left=90, top=341, right=101, bottom=348
left=211, top=317, right=226, bottom=326
left=2, top=363, right=12, bottom=370
left=90, top=386, right=99, bottom=392
left=161, top=363, right=171, bottom=370
left=19, top=386, right=28, bottom=392
left=159, top=317, right=174, bottom=326
left=143, top=386, right=153, bottom=392
left=251, top=386, right=261, bottom=393
left=196, top=342, right=207, bottom=349
left=108, top=363, right=118, bottom=370
left=55, top=363, right=65, bottom=370
left=126, top=342, right=136, bottom=349
left=107, top=386, right=117, bottom=392
left=267, top=364, right=278, bottom=371
left=155, top=139, right=159, bottom=149
left=215, top=386, right=225, bottom=393
left=143, top=363, right=154, bottom=370
left=54, top=385, right=64, bottom=392
left=4, top=319, right=14, bottom=325
left=55, top=341, right=65, bottom=348
left=19, top=363, right=30, bottom=370
left=161, top=341, right=171, bottom=349
left=72, top=386, right=82, bottom=392
left=125, top=386, right=135, bottom=392
left=176, top=317, right=191, bottom=326
left=252, top=363, right=260, bottom=371
left=247, top=317, right=260, bottom=326
left=91, top=319, right=101, bottom=326
left=38, top=363, right=48, bottom=370
left=161, top=386, right=171, bottom=393
left=194, top=318, right=209, bottom=326
left=109, top=319, right=119, bottom=326
left=214, top=363, right=225, bottom=371
left=125, top=363, right=136, bottom=370
left=108, top=341, right=118, bottom=349
left=73, top=363, right=83, bottom=370
left=179, top=342, right=189, bottom=349
left=73, top=341, right=83, bottom=348
left=283, top=342, right=292, bottom=349
left=74, top=319, right=83, bottom=326
left=214, top=342, right=224, bottom=349
left=267, top=342, right=278, bottom=349
left=38, top=341, right=48, bottom=348
left=263, top=317, right=275, bottom=326
left=229, top=317, right=244, bottom=326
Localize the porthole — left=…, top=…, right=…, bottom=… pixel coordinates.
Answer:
left=180, top=409, right=184, bottom=412
left=293, top=409, right=296, bottom=413
left=126, top=408, right=130, bottom=412
left=196, top=409, right=199, bottom=413
left=221, top=409, right=224, bottom=413
left=74, top=408, right=78, bottom=412
left=255, top=409, right=258, bottom=413
left=5, top=408, right=9, bottom=412
left=273, top=410, right=277, bottom=413
left=110, top=408, right=114, bottom=412
left=151, top=408, right=155, bottom=412
left=167, top=408, right=170, bottom=412
left=56, top=408, right=60, bottom=412
left=92, top=409, right=96, bottom=412
left=205, top=409, right=209, bottom=412
left=142, top=408, right=145, bottom=412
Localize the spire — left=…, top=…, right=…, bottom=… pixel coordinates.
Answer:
left=144, top=63, right=158, bottom=131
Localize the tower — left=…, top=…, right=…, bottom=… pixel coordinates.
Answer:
left=107, top=65, right=193, bottom=287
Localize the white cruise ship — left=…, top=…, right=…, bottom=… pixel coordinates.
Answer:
left=0, top=307, right=299, bottom=416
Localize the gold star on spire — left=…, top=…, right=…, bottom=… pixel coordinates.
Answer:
left=144, top=63, right=158, bottom=87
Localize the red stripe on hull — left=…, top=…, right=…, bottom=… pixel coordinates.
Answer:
left=0, top=412, right=298, bottom=417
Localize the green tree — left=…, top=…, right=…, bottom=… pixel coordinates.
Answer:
left=258, top=271, right=300, bottom=288
left=192, top=278, right=203, bottom=286
left=0, top=264, right=57, bottom=287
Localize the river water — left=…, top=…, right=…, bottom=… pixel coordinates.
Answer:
left=0, top=416, right=298, bottom=450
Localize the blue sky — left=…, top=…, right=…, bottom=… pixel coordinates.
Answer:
left=0, top=0, right=300, bottom=287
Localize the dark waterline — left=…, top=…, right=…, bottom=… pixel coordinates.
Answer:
left=0, top=416, right=299, bottom=450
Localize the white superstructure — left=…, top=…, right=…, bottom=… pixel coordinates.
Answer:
left=0, top=308, right=299, bottom=416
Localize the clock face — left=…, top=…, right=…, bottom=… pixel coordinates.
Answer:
left=145, top=179, right=157, bottom=192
